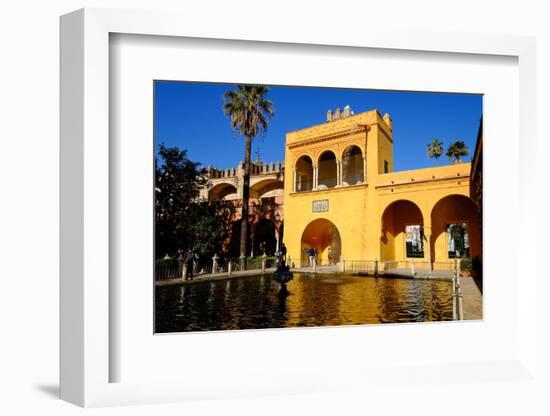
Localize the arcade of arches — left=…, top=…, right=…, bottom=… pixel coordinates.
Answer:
left=292, top=145, right=365, bottom=193
left=206, top=173, right=285, bottom=258
left=380, top=195, right=481, bottom=265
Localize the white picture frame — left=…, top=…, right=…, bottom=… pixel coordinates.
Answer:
left=60, top=7, right=538, bottom=408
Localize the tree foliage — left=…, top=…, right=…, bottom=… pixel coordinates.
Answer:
left=223, top=85, right=274, bottom=259
left=223, top=85, right=274, bottom=139
left=426, top=139, right=444, bottom=163
left=446, top=140, right=469, bottom=163
left=155, top=145, right=235, bottom=261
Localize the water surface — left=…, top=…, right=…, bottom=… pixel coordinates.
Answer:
left=155, top=273, right=453, bottom=333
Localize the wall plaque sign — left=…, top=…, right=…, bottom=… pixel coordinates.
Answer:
left=312, top=199, right=329, bottom=212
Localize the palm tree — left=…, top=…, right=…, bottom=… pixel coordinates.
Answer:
left=426, top=139, right=443, bottom=164
left=223, top=85, right=274, bottom=267
left=446, top=140, right=469, bottom=163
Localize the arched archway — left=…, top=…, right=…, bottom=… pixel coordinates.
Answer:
left=381, top=200, right=424, bottom=261
left=295, top=155, right=313, bottom=192
left=250, top=178, right=284, bottom=199
left=430, top=194, right=481, bottom=262
left=300, top=218, right=341, bottom=266
left=341, top=145, right=364, bottom=185
left=318, top=151, right=337, bottom=189
left=209, top=183, right=238, bottom=201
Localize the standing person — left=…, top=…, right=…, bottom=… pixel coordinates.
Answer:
left=184, top=248, right=194, bottom=280
left=281, top=243, right=287, bottom=265
left=307, top=247, right=316, bottom=268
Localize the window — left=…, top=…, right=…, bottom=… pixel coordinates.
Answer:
left=384, top=160, right=389, bottom=173
left=447, top=223, right=470, bottom=258
left=405, top=225, right=424, bottom=258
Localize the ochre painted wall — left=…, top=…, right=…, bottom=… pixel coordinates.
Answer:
left=283, top=109, right=480, bottom=266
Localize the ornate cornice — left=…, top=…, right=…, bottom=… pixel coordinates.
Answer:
left=287, top=125, right=370, bottom=150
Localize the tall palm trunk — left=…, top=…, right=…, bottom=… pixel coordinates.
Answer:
left=239, top=135, right=252, bottom=265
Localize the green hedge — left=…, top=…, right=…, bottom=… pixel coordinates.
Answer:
left=460, top=257, right=473, bottom=272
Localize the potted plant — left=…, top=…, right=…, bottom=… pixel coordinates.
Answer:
left=460, top=257, right=473, bottom=277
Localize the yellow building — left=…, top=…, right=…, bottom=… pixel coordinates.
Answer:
left=283, top=107, right=481, bottom=270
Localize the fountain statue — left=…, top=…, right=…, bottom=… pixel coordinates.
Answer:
left=273, top=244, right=293, bottom=296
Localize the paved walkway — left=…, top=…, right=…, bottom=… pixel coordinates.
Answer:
left=155, top=268, right=276, bottom=287
left=382, top=268, right=453, bottom=280
left=292, top=265, right=340, bottom=274
left=460, top=276, right=483, bottom=320
left=293, top=266, right=453, bottom=280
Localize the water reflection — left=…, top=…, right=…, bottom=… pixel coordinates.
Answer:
left=155, top=273, right=453, bottom=333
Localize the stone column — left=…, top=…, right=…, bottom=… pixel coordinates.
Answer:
left=293, top=167, right=297, bottom=192
left=424, top=226, right=432, bottom=271
left=313, top=165, right=318, bottom=190
left=317, top=165, right=319, bottom=188
left=336, top=160, right=342, bottom=186
left=363, top=156, right=367, bottom=183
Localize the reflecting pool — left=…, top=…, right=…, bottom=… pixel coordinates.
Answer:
left=155, top=273, right=454, bottom=333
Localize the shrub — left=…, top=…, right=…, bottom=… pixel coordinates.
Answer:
left=460, top=257, right=473, bottom=272
left=156, top=258, right=178, bottom=269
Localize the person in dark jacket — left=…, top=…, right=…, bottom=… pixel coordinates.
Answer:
left=306, top=247, right=316, bottom=267
left=184, top=249, right=194, bottom=280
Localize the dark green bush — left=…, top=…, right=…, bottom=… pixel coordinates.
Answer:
left=460, top=257, right=473, bottom=272
left=156, top=258, right=179, bottom=269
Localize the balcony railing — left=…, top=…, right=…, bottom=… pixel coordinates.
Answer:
left=294, top=176, right=366, bottom=193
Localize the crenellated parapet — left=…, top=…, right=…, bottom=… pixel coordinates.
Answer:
left=201, top=159, right=285, bottom=201
left=206, top=160, right=284, bottom=179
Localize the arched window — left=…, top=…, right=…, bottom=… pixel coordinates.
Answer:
left=295, top=156, right=313, bottom=192
left=341, top=145, right=364, bottom=185
left=318, top=151, right=337, bottom=189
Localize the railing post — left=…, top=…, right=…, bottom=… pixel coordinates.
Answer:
left=374, top=258, right=379, bottom=277
left=228, top=261, right=232, bottom=276
left=212, top=254, right=219, bottom=274
left=339, top=255, right=345, bottom=273
left=452, top=258, right=458, bottom=320
left=177, top=253, right=185, bottom=281
left=261, top=253, right=267, bottom=273
left=239, top=254, right=246, bottom=271
left=457, top=278, right=464, bottom=320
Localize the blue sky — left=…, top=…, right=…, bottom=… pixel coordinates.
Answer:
left=154, top=81, right=482, bottom=171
